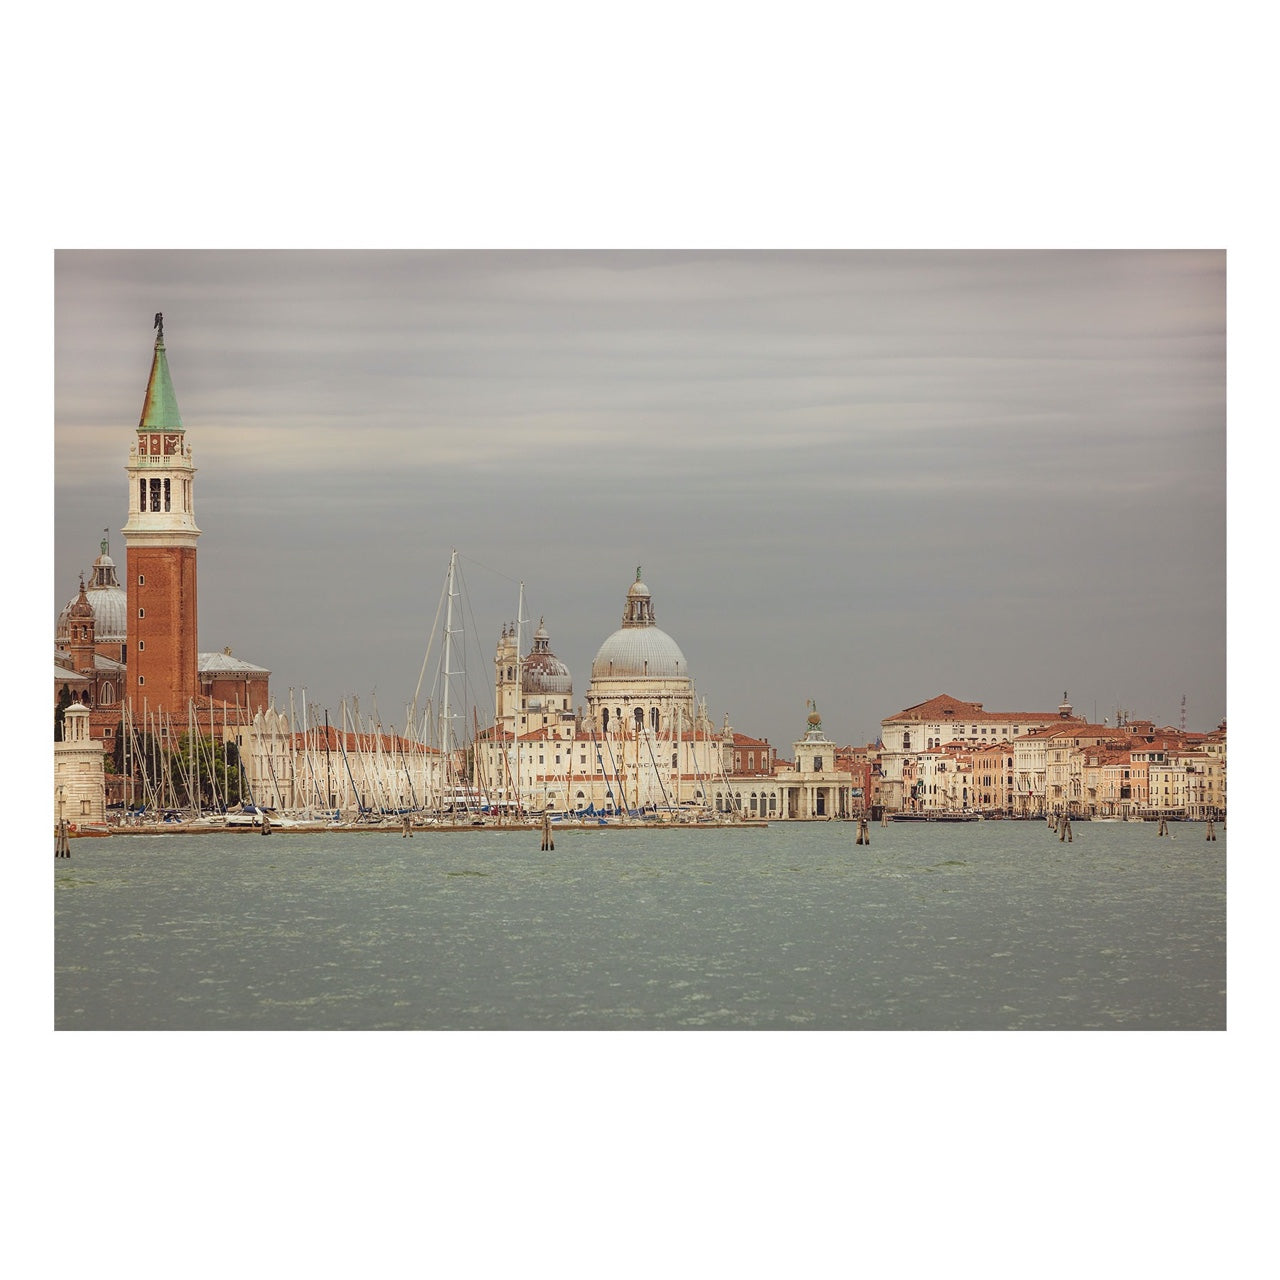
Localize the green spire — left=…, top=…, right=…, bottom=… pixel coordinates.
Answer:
left=138, top=313, right=183, bottom=431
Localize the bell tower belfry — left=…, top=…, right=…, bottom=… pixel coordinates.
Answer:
left=122, top=313, right=201, bottom=718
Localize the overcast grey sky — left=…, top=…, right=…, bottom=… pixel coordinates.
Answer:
left=54, top=250, right=1224, bottom=747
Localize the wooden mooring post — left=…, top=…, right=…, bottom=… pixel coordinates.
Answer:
left=856, top=813, right=870, bottom=845
left=55, top=819, right=71, bottom=858
left=1060, top=815, right=1072, bottom=843
left=541, top=812, right=554, bottom=851
left=402, top=814, right=413, bottom=838
left=1206, top=818, right=1216, bottom=842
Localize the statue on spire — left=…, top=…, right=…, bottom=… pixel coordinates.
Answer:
left=636, top=565, right=642, bottom=582
left=154, top=311, right=164, bottom=343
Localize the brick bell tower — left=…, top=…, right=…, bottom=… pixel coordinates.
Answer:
left=122, top=313, right=200, bottom=720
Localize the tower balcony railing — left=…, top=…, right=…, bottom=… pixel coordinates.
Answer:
left=131, top=451, right=191, bottom=468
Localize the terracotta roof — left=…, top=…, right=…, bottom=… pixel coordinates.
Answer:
left=884, top=693, right=1066, bottom=723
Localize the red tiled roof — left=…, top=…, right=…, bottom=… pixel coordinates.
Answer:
left=884, top=693, right=1067, bottom=723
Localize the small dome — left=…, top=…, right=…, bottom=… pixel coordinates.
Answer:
left=523, top=621, right=572, bottom=696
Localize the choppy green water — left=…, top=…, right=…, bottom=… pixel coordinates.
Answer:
left=54, top=820, right=1225, bottom=1029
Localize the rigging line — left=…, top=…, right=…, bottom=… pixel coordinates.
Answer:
left=643, top=725, right=674, bottom=810
left=410, top=564, right=450, bottom=725
left=455, top=551, right=521, bottom=587
left=598, top=723, right=629, bottom=819
left=456, top=559, right=497, bottom=727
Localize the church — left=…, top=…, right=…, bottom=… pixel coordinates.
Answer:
left=468, top=569, right=850, bottom=820
left=54, top=316, right=273, bottom=809
left=475, top=570, right=728, bottom=815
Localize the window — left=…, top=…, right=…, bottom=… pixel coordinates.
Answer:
left=138, top=641, right=144, bottom=650
left=138, top=575, right=145, bottom=585
left=138, top=608, right=145, bottom=618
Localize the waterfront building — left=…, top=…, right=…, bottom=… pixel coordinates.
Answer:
left=1149, top=749, right=1227, bottom=821
left=912, top=742, right=971, bottom=813
left=746, top=704, right=857, bottom=820
left=882, top=693, right=1078, bottom=813
left=475, top=571, right=729, bottom=815
left=54, top=702, right=106, bottom=826
left=1042, top=723, right=1124, bottom=816
left=1084, top=748, right=1133, bottom=818
left=971, top=742, right=1015, bottom=814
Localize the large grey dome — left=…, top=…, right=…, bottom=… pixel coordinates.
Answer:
left=591, top=626, right=689, bottom=680
left=590, top=571, right=692, bottom=682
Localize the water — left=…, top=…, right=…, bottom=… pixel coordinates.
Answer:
left=54, top=820, right=1225, bottom=1030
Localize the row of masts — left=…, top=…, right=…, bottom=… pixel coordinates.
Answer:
left=114, top=549, right=746, bottom=822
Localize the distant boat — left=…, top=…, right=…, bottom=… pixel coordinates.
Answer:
left=891, top=811, right=981, bottom=823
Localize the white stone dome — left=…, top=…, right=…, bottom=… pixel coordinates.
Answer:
left=590, top=574, right=690, bottom=681
left=591, top=625, right=689, bottom=680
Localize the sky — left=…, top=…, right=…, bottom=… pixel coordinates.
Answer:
left=54, top=249, right=1225, bottom=749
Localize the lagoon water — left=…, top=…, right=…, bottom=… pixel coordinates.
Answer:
left=54, top=820, right=1225, bottom=1030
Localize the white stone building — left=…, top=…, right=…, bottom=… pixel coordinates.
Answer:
left=880, top=693, right=1076, bottom=813
left=474, top=571, right=729, bottom=815
left=54, top=702, right=107, bottom=826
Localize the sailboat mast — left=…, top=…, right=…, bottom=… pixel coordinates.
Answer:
left=514, top=580, right=526, bottom=816
left=441, top=549, right=460, bottom=790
